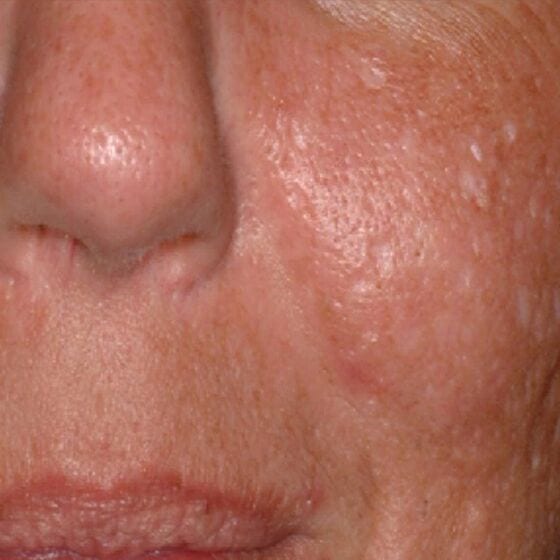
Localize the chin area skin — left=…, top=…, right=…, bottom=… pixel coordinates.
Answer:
left=0, top=1, right=558, bottom=559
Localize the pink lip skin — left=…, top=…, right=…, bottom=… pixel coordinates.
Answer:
left=0, top=474, right=316, bottom=559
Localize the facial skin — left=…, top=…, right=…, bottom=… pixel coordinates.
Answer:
left=0, top=1, right=558, bottom=558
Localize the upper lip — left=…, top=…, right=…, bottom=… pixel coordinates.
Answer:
left=0, top=475, right=313, bottom=558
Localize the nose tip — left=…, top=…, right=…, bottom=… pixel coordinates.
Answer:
left=0, top=1, right=233, bottom=271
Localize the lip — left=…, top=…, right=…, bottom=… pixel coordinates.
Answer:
left=0, top=475, right=314, bottom=559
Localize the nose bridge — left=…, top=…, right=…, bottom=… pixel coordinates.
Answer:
left=0, top=0, right=229, bottom=264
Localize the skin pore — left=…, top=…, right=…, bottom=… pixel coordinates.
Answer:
left=0, top=1, right=558, bottom=558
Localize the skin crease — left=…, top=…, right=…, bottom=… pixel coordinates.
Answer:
left=0, top=0, right=557, bottom=558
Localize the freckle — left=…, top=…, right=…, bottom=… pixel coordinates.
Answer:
left=503, top=121, right=517, bottom=144
left=516, top=286, right=532, bottom=329
left=469, top=142, right=483, bottom=163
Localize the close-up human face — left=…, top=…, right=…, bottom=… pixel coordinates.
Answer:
left=0, top=1, right=558, bottom=558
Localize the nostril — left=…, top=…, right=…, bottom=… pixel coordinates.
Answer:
left=0, top=220, right=226, bottom=297
left=0, top=224, right=79, bottom=294
left=10, top=223, right=78, bottom=265
left=86, top=231, right=202, bottom=277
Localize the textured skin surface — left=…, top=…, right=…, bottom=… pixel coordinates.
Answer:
left=0, top=1, right=558, bottom=558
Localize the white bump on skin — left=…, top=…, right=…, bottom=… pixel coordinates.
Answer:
left=1, top=275, right=15, bottom=301
left=529, top=196, right=538, bottom=219
left=531, top=453, right=541, bottom=473
left=460, top=169, right=488, bottom=209
left=357, top=57, right=387, bottom=90
left=533, top=75, right=544, bottom=92
left=352, top=279, right=374, bottom=297
left=368, top=332, right=379, bottom=343
left=294, top=130, right=307, bottom=150
left=290, top=119, right=310, bottom=153
left=376, top=243, right=395, bottom=278
left=470, top=142, right=483, bottom=163
left=503, top=121, right=517, bottom=144
left=460, top=267, right=474, bottom=290
left=471, top=239, right=481, bottom=257
left=332, top=298, right=343, bottom=310
left=400, top=129, right=417, bottom=154
left=361, top=331, right=379, bottom=347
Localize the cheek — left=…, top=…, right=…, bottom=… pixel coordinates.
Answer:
left=214, top=2, right=560, bottom=432
left=275, top=73, right=560, bottom=433
left=281, top=165, right=560, bottom=438
left=284, top=128, right=559, bottom=429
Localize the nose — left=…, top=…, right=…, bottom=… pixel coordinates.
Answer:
left=0, top=0, right=233, bottom=272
